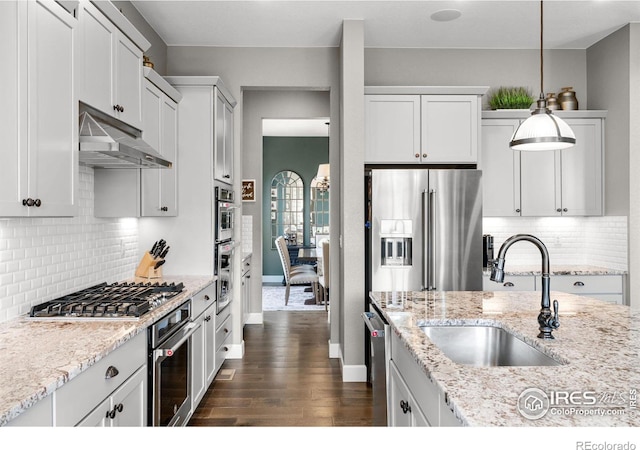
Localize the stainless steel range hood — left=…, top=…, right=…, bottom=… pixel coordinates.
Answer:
left=78, top=105, right=172, bottom=169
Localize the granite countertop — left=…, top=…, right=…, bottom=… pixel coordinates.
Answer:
left=0, top=275, right=214, bottom=426
left=482, top=264, right=627, bottom=276
left=370, top=290, right=640, bottom=426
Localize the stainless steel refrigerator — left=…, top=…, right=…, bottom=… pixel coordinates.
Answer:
left=366, top=168, right=483, bottom=293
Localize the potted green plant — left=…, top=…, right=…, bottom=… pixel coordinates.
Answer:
left=488, top=87, right=534, bottom=110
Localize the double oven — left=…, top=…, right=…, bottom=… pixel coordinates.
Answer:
left=215, top=185, right=237, bottom=314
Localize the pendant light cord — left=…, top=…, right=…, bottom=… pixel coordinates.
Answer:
left=539, top=0, right=544, bottom=99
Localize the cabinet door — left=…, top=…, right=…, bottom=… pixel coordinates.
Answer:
left=215, top=91, right=234, bottom=183
left=0, top=1, right=27, bottom=216
left=27, top=0, right=77, bottom=217
left=77, top=1, right=115, bottom=115
left=421, top=95, right=478, bottom=163
left=141, top=80, right=163, bottom=215
left=224, top=100, right=234, bottom=184
left=520, top=150, right=560, bottom=216
left=480, top=119, right=522, bottom=216
left=111, top=366, right=147, bottom=427
left=365, top=95, right=421, bottom=164
left=114, top=33, right=143, bottom=129
left=192, top=313, right=207, bottom=407
left=160, top=96, right=178, bottom=215
left=388, top=361, right=430, bottom=427
left=560, top=119, right=603, bottom=216
left=76, top=396, right=111, bottom=427
left=204, top=308, right=217, bottom=385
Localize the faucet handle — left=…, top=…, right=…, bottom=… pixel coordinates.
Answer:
left=550, top=299, right=560, bottom=329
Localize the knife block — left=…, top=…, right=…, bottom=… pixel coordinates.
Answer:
left=135, top=252, right=163, bottom=279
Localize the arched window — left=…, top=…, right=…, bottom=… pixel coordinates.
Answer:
left=270, top=170, right=304, bottom=249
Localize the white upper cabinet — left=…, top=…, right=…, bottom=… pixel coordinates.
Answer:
left=94, top=69, right=181, bottom=218
left=365, top=95, right=421, bottom=164
left=420, top=95, right=479, bottom=163
left=0, top=0, right=77, bottom=217
left=77, top=0, right=147, bottom=130
left=141, top=72, right=180, bottom=216
left=479, top=119, right=521, bottom=216
left=214, top=90, right=235, bottom=184
left=364, top=87, right=485, bottom=164
left=481, top=111, right=605, bottom=217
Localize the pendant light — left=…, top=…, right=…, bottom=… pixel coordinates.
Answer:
left=509, top=1, right=576, bottom=151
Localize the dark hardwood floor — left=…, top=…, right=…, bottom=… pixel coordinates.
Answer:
left=188, top=311, right=374, bottom=426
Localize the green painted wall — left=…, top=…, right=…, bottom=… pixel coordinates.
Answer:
left=263, top=136, right=329, bottom=276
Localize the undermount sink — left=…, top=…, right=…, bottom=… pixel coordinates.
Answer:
left=420, top=325, right=562, bottom=367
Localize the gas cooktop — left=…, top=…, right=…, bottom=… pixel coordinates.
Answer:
left=29, top=281, right=184, bottom=319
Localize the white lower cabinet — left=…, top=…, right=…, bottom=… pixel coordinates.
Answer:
left=214, top=306, right=232, bottom=377
left=190, top=283, right=216, bottom=411
left=54, top=332, right=147, bottom=426
left=483, top=274, right=536, bottom=291
left=76, top=366, right=146, bottom=427
left=388, top=361, right=430, bottom=426
left=388, top=331, right=462, bottom=427
left=5, top=395, right=53, bottom=426
left=539, top=274, right=625, bottom=304
left=482, top=273, right=625, bottom=304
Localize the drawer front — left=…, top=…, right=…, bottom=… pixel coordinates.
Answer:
left=546, top=275, right=622, bottom=294
left=483, top=275, right=535, bottom=291
left=215, top=314, right=232, bottom=351
left=54, top=332, right=146, bottom=426
left=216, top=300, right=231, bottom=325
left=191, top=282, right=216, bottom=319
left=214, top=325, right=232, bottom=374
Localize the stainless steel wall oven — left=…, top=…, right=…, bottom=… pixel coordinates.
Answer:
left=215, top=186, right=236, bottom=243
left=148, top=299, right=198, bottom=426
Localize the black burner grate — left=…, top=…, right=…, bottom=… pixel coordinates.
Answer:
left=29, top=281, right=184, bottom=319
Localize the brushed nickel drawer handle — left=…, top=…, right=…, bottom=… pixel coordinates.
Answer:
left=105, top=365, right=119, bottom=379
left=574, top=281, right=585, bottom=287
left=503, top=282, right=515, bottom=287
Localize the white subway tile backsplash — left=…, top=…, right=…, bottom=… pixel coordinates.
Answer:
left=483, top=216, right=628, bottom=270
left=0, top=166, right=139, bottom=323
left=242, top=215, right=253, bottom=253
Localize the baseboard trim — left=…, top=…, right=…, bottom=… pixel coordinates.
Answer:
left=328, top=340, right=340, bottom=359
left=245, top=312, right=263, bottom=324
left=225, top=341, right=244, bottom=359
left=341, top=363, right=367, bottom=382
left=262, top=275, right=282, bottom=284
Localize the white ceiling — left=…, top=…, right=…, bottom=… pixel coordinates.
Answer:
left=131, top=0, right=640, bottom=50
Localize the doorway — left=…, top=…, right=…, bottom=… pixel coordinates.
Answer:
left=262, top=118, right=329, bottom=311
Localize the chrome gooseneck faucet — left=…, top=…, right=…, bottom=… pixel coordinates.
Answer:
left=490, top=234, right=560, bottom=339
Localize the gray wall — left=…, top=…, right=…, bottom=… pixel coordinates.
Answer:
left=262, top=136, right=329, bottom=276
left=587, top=26, right=630, bottom=216
left=587, top=24, right=640, bottom=309
left=117, top=1, right=168, bottom=75
left=365, top=48, right=587, bottom=110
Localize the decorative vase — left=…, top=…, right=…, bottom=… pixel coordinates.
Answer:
left=558, top=87, right=578, bottom=110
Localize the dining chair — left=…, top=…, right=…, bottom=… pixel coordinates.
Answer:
left=319, top=240, right=329, bottom=311
left=275, top=236, right=319, bottom=305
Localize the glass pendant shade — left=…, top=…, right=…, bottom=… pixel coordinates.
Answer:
left=509, top=105, right=576, bottom=151
left=509, top=0, right=576, bottom=151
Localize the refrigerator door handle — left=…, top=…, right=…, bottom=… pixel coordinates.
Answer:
left=428, top=188, right=437, bottom=290
left=422, top=189, right=436, bottom=291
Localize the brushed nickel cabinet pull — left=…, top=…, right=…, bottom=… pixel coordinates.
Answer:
left=105, top=365, right=119, bottom=379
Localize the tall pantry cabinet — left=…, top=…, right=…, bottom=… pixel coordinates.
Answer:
left=138, top=76, right=243, bottom=368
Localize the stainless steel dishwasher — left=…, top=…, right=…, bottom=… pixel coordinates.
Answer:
left=362, top=305, right=389, bottom=426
